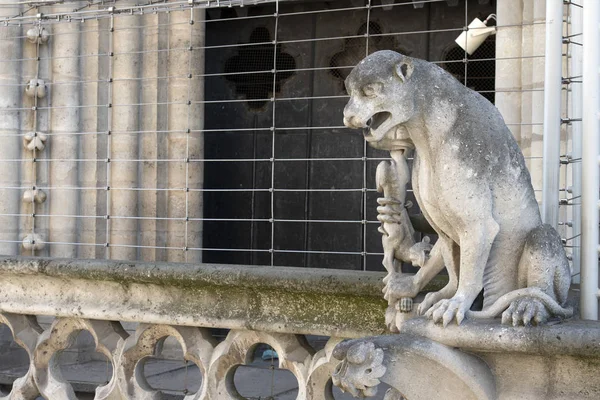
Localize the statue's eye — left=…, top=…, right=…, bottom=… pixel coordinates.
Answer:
left=362, top=83, right=381, bottom=98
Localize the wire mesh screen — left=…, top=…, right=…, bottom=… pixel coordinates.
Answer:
left=202, top=0, right=501, bottom=270
left=0, top=0, right=579, bottom=275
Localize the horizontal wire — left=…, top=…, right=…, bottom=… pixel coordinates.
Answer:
left=0, top=13, right=544, bottom=43
left=0, top=65, right=353, bottom=88
left=0, top=212, right=384, bottom=224
left=0, top=0, right=566, bottom=263
left=0, top=185, right=546, bottom=193
left=0, top=25, right=545, bottom=62
left=0, top=237, right=387, bottom=256
left=1, top=88, right=546, bottom=111
left=0, top=154, right=546, bottom=163
left=0, top=157, right=393, bottom=162
left=0, top=119, right=544, bottom=137
left=0, top=187, right=392, bottom=192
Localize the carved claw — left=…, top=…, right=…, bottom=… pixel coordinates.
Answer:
left=501, top=298, right=549, bottom=326
left=426, top=296, right=471, bottom=327
left=418, top=289, right=450, bottom=316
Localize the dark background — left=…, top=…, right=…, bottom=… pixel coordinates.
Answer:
left=202, top=0, right=496, bottom=270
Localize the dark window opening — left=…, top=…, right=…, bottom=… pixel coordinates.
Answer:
left=443, top=37, right=496, bottom=103
left=224, top=27, right=296, bottom=109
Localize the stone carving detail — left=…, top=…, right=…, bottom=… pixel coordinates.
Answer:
left=383, top=388, right=405, bottom=400
left=23, top=131, right=47, bottom=152
left=332, top=334, right=497, bottom=400
left=22, top=189, right=47, bottom=204
left=33, top=318, right=127, bottom=399
left=117, top=324, right=215, bottom=400
left=0, top=313, right=42, bottom=400
left=0, top=314, right=344, bottom=399
left=26, top=27, right=49, bottom=44
left=331, top=341, right=386, bottom=397
left=376, top=150, right=435, bottom=331
left=305, top=337, right=345, bottom=400
left=206, top=329, right=314, bottom=399
left=24, top=80, right=46, bottom=99
left=343, top=50, right=573, bottom=327
left=21, top=233, right=45, bottom=251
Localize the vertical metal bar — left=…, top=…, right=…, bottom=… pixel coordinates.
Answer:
left=362, top=0, right=371, bottom=271
left=185, top=6, right=204, bottom=264
left=570, top=2, right=583, bottom=284
left=105, top=13, right=114, bottom=260
left=463, top=0, right=468, bottom=87
left=270, top=0, right=279, bottom=266
left=541, top=0, right=563, bottom=228
left=110, top=7, right=141, bottom=261
left=580, top=0, right=599, bottom=320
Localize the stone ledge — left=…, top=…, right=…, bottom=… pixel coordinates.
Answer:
left=400, top=317, right=600, bottom=357
left=0, top=256, right=390, bottom=338
left=0, top=256, right=389, bottom=295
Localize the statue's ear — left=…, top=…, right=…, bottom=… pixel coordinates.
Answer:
left=395, top=61, right=414, bottom=83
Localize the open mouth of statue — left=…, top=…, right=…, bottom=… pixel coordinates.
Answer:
left=364, top=111, right=391, bottom=140
left=367, top=112, right=391, bottom=132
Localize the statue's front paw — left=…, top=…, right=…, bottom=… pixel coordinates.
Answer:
left=501, top=298, right=550, bottom=326
left=417, top=287, right=454, bottom=316
left=425, top=295, right=472, bottom=327
left=417, top=291, right=441, bottom=316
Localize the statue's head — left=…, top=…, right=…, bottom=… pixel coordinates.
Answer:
left=343, top=50, right=416, bottom=151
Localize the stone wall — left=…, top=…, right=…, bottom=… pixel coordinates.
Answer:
left=0, top=3, right=205, bottom=263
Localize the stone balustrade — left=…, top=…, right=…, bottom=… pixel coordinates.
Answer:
left=2, top=257, right=600, bottom=400
left=0, top=313, right=348, bottom=399
left=0, top=256, right=402, bottom=399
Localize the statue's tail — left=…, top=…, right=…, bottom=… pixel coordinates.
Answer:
left=466, top=287, right=573, bottom=320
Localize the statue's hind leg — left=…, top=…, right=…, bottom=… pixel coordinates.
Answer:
left=501, top=224, right=571, bottom=326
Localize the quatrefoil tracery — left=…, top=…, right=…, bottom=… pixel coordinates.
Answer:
left=0, top=314, right=343, bottom=399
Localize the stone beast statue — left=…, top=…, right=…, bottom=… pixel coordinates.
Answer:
left=343, top=50, right=572, bottom=326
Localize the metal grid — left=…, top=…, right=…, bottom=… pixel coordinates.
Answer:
left=0, top=0, right=581, bottom=275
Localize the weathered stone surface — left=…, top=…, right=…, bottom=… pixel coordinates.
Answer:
left=0, top=256, right=389, bottom=338
left=401, top=317, right=600, bottom=357
left=117, top=324, right=215, bottom=399
left=33, top=318, right=127, bottom=400
left=343, top=50, right=572, bottom=327
left=0, top=313, right=41, bottom=400
left=333, top=334, right=496, bottom=400
left=333, top=319, right=600, bottom=399
left=0, top=314, right=349, bottom=399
